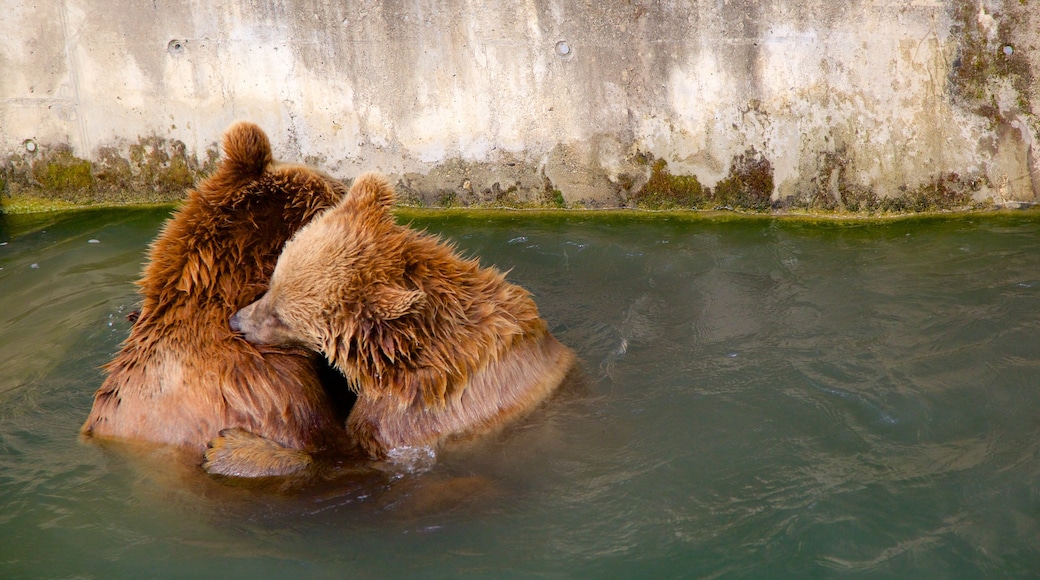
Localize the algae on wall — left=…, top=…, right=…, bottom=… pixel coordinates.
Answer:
left=1, top=136, right=217, bottom=211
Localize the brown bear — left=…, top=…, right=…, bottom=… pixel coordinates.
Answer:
left=227, top=173, right=577, bottom=461
left=81, top=121, right=353, bottom=476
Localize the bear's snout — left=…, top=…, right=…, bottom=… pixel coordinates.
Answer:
left=229, top=311, right=243, bottom=333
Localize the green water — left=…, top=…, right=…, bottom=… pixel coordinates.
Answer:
left=2, top=208, right=1039, bottom=577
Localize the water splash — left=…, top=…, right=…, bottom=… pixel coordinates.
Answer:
left=385, top=445, right=437, bottom=474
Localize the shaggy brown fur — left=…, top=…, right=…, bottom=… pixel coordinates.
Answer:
left=81, top=122, right=352, bottom=474
left=229, top=173, right=577, bottom=460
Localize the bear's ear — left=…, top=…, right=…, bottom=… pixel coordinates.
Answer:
left=344, top=172, right=395, bottom=219
left=220, top=121, right=273, bottom=179
left=367, top=284, right=426, bottom=321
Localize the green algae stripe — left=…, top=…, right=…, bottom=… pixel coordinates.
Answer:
left=392, top=205, right=1040, bottom=226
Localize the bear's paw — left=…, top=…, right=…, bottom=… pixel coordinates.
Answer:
left=203, top=427, right=313, bottom=478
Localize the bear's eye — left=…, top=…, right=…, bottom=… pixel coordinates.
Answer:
left=268, top=311, right=289, bottom=329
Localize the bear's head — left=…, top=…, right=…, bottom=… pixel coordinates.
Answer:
left=230, top=173, right=427, bottom=377
left=133, top=120, right=351, bottom=328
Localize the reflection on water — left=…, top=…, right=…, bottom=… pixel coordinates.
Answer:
left=2, top=208, right=1040, bottom=576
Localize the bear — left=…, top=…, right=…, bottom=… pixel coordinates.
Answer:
left=81, top=121, right=353, bottom=477
left=225, top=173, right=577, bottom=462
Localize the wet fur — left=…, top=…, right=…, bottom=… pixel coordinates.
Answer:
left=82, top=122, right=353, bottom=467
left=230, top=173, right=577, bottom=460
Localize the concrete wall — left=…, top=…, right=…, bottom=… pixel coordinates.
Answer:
left=1, top=0, right=1037, bottom=210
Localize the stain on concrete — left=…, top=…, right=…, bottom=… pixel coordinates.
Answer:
left=949, top=0, right=1034, bottom=111
left=947, top=0, right=1039, bottom=201
left=2, top=1, right=1038, bottom=215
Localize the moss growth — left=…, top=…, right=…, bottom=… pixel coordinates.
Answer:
left=630, top=158, right=708, bottom=209
left=1, top=135, right=217, bottom=210
left=437, top=190, right=459, bottom=208
left=392, top=204, right=1040, bottom=228
left=538, top=187, right=566, bottom=209
left=798, top=148, right=892, bottom=213
left=777, top=171, right=984, bottom=216
left=630, top=149, right=775, bottom=212
left=775, top=143, right=985, bottom=216
left=886, top=173, right=980, bottom=213
left=404, top=178, right=569, bottom=211
left=31, top=145, right=94, bottom=196
left=0, top=131, right=1002, bottom=218
left=127, top=137, right=202, bottom=198
left=712, top=149, right=774, bottom=211
left=1, top=196, right=94, bottom=214
left=484, top=181, right=521, bottom=205
left=409, top=189, right=565, bottom=211
left=840, top=188, right=882, bottom=213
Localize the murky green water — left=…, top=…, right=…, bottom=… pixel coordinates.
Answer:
left=2, top=207, right=1039, bottom=577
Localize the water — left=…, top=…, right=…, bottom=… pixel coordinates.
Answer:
left=2, top=207, right=1040, bottom=577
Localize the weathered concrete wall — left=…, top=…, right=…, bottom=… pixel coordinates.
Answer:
left=1, top=0, right=1037, bottom=211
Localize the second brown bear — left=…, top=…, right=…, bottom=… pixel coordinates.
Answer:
left=228, top=173, right=577, bottom=461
